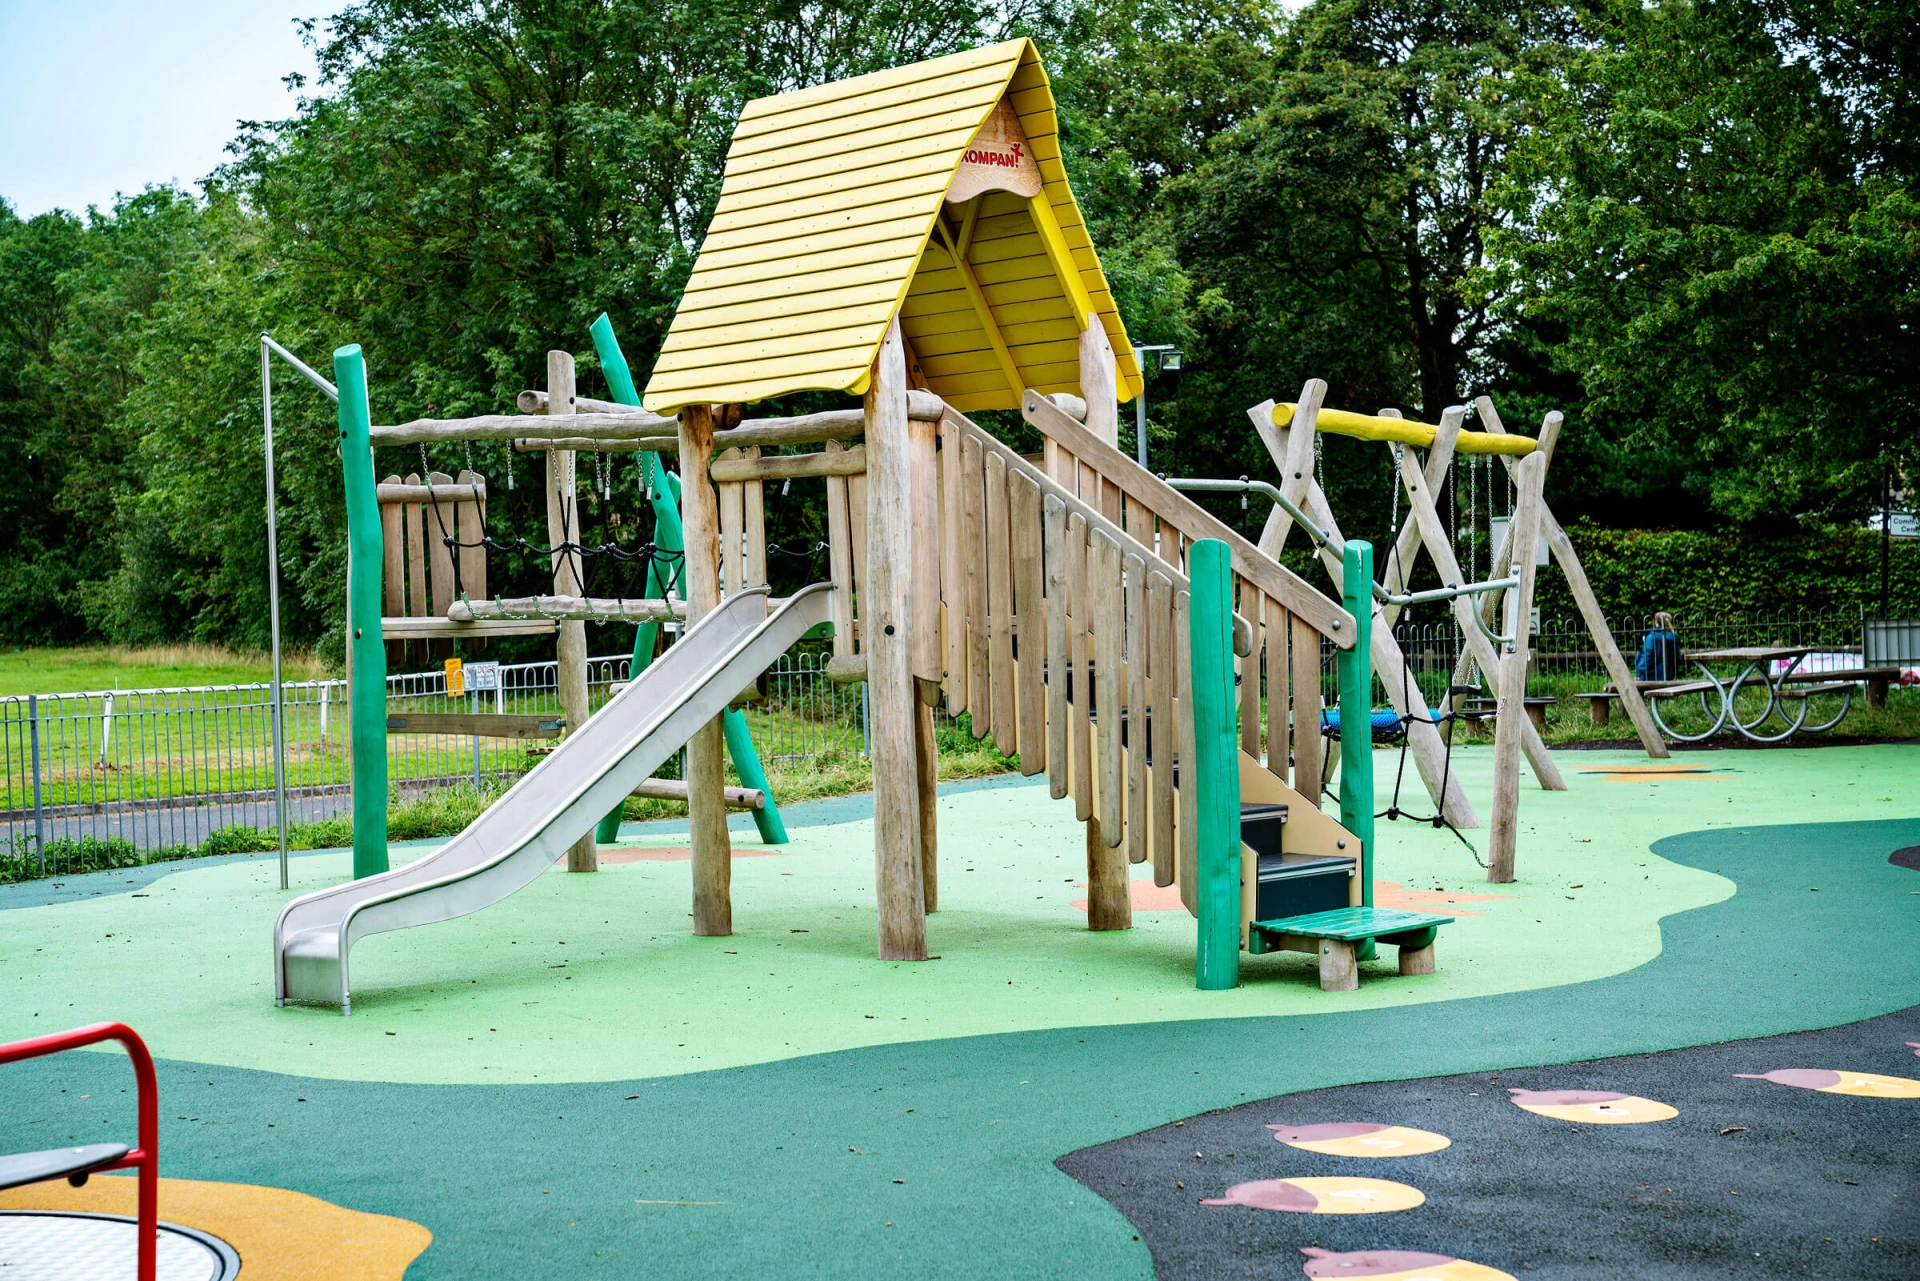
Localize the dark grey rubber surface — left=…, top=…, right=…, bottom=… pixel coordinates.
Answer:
left=1059, top=1006, right=1920, bottom=1280
left=1891, top=845, right=1920, bottom=872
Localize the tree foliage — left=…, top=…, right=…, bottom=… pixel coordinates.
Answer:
left=0, top=0, right=1912, bottom=654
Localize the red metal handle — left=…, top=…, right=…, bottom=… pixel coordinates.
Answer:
left=1, top=1022, right=158, bottom=1281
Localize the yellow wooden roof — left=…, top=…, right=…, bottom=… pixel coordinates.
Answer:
left=643, top=39, right=1141, bottom=414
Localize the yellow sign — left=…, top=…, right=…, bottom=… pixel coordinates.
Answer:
left=444, top=658, right=465, bottom=697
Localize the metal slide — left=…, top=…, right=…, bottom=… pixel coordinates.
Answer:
left=274, top=584, right=834, bottom=1013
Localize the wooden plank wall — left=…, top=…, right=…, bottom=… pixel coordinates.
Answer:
left=378, top=472, right=489, bottom=664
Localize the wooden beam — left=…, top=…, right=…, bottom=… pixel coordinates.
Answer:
left=1270, top=402, right=1536, bottom=456
left=1026, top=194, right=1097, bottom=331
left=449, top=596, right=684, bottom=624
left=380, top=616, right=556, bottom=638
left=679, top=402, right=733, bottom=933
left=518, top=389, right=657, bottom=417
left=376, top=479, right=486, bottom=504
left=1491, top=452, right=1547, bottom=882
left=709, top=446, right=866, bottom=482
left=932, top=220, right=1027, bottom=404
left=385, top=713, right=563, bottom=739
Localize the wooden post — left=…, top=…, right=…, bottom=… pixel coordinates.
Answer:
left=1490, top=453, right=1546, bottom=883
left=865, top=317, right=928, bottom=961
left=544, top=352, right=596, bottom=873
left=1079, top=309, right=1129, bottom=917
left=678, top=402, right=733, bottom=931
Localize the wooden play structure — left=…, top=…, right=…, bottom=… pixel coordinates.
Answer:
left=307, top=40, right=1462, bottom=998
left=1235, top=383, right=1661, bottom=880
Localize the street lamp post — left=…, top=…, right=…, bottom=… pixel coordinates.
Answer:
left=1131, top=344, right=1182, bottom=470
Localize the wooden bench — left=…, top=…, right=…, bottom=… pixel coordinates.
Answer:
left=1775, top=667, right=1898, bottom=710
left=1584, top=679, right=1718, bottom=725
left=1458, top=696, right=1556, bottom=733
left=1248, top=906, right=1454, bottom=992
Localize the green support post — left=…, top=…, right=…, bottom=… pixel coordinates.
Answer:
left=1188, top=538, right=1241, bottom=991
left=334, top=344, right=389, bottom=879
left=1337, top=539, right=1376, bottom=958
left=586, top=314, right=788, bottom=846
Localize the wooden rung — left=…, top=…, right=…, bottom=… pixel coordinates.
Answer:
left=630, top=778, right=766, bottom=810
left=447, top=597, right=685, bottom=624
left=709, top=446, right=866, bottom=482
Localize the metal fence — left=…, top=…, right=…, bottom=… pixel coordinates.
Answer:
left=1, top=642, right=881, bottom=873
left=1382, top=608, right=1869, bottom=711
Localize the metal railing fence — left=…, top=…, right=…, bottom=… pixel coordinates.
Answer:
left=1, top=643, right=890, bottom=874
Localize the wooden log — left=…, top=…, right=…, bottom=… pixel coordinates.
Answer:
left=628, top=777, right=766, bottom=810
left=824, top=440, right=855, bottom=659
left=1025, top=393, right=1353, bottom=645
left=543, top=354, right=595, bottom=874
left=385, top=712, right=563, bottom=739
left=984, top=449, right=1016, bottom=756
left=1067, top=511, right=1093, bottom=824
left=1255, top=418, right=1479, bottom=828
left=1490, top=451, right=1547, bottom=883
left=1249, top=381, right=1326, bottom=559
left=381, top=616, right=556, bottom=638
left=1380, top=409, right=1461, bottom=628
left=1317, top=938, right=1360, bottom=992
left=1174, top=587, right=1198, bottom=913
left=1043, top=494, right=1071, bottom=800
left=864, top=316, right=929, bottom=961
left=678, top=401, right=732, bottom=927
left=375, top=478, right=488, bottom=504
left=1398, top=941, right=1437, bottom=976
left=825, top=653, right=868, bottom=685
left=1269, top=401, right=1537, bottom=456
left=961, top=432, right=991, bottom=733
left=1011, top=470, right=1047, bottom=775
left=1265, top=596, right=1289, bottom=780
left=1124, top=550, right=1149, bottom=866
left=518, top=389, right=660, bottom=417
left=1395, top=431, right=1566, bottom=792
left=1048, top=393, right=1088, bottom=421
left=448, top=596, right=684, bottom=623
left=380, top=412, right=678, bottom=444
left=708, top=447, right=866, bottom=482
left=1148, top=569, right=1176, bottom=887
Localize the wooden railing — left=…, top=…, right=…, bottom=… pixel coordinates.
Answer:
left=1018, top=393, right=1356, bottom=809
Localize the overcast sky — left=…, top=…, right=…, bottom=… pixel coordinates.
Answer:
left=0, top=0, right=323, bottom=219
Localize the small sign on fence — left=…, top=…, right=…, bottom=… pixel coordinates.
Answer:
left=444, top=657, right=465, bottom=696
left=464, top=661, right=501, bottom=692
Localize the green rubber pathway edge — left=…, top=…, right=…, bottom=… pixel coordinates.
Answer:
left=5, top=812, right=1917, bottom=1280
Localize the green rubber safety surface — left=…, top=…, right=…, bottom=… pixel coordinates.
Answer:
left=0, top=744, right=1826, bottom=1084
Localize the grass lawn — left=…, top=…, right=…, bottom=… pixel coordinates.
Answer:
left=0, top=643, right=326, bottom=696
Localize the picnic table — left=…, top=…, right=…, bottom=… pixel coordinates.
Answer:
left=1584, top=648, right=1895, bottom=742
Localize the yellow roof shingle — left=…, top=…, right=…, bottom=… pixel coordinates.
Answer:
left=644, top=39, right=1141, bottom=414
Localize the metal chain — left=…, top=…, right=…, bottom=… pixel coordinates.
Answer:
left=1389, top=443, right=1402, bottom=541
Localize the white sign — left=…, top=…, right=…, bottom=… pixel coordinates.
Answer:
left=1488, top=516, right=1550, bottom=568
left=464, top=660, right=501, bottom=692
left=946, top=97, right=1042, bottom=205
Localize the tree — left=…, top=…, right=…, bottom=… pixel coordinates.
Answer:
left=1491, top=0, right=1920, bottom=528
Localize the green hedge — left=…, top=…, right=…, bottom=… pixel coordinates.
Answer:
left=1533, top=525, right=1918, bottom=622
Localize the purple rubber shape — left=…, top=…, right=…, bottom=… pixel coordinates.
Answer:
left=1301, top=1247, right=1460, bottom=1276
left=1507, top=1088, right=1627, bottom=1105
left=1201, top=1179, right=1320, bottom=1213
left=1268, top=1122, right=1390, bottom=1143
left=1735, top=1069, right=1844, bottom=1090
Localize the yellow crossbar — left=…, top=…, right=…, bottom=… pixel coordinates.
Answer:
left=1270, top=403, right=1536, bottom=456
